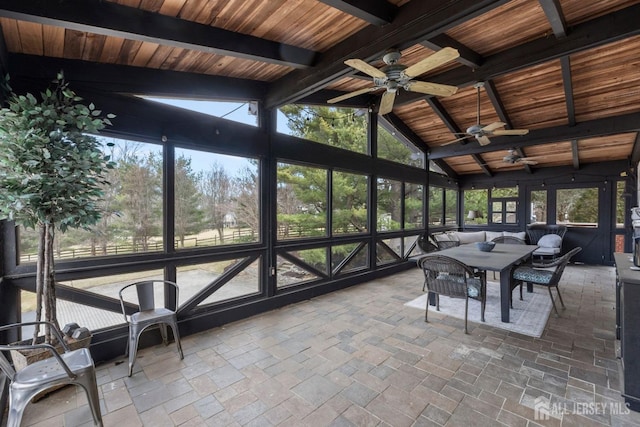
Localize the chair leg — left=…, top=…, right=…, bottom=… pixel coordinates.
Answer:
left=77, top=373, right=104, bottom=426
left=547, top=286, right=560, bottom=316
left=464, top=298, right=469, bottom=334
left=128, top=331, right=140, bottom=377
left=555, top=285, right=566, bottom=309
left=7, top=387, right=30, bottom=427
left=169, top=320, right=184, bottom=360
left=425, top=297, right=429, bottom=322
left=480, top=285, right=486, bottom=322
left=159, top=324, right=169, bottom=346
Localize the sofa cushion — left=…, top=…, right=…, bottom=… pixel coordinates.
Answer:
left=538, top=234, right=562, bottom=248
left=533, top=247, right=561, bottom=256
left=503, top=231, right=526, bottom=241
left=433, top=232, right=454, bottom=242
left=455, top=231, right=486, bottom=244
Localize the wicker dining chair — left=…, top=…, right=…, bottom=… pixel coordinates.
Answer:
left=490, top=235, right=526, bottom=280
left=510, top=246, right=582, bottom=315
left=417, top=254, right=486, bottom=333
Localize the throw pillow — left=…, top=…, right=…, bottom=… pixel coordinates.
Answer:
left=538, top=234, right=562, bottom=248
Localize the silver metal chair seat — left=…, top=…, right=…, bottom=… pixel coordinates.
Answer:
left=0, top=321, right=102, bottom=427
left=119, top=280, right=184, bottom=377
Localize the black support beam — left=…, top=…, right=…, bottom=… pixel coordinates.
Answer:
left=484, top=80, right=532, bottom=174
left=420, top=34, right=483, bottom=69
left=429, top=112, right=640, bottom=159
left=266, top=0, right=509, bottom=108
left=571, top=139, right=580, bottom=169
left=395, top=4, right=640, bottom=106
left=7, top=54, right=269, bottom=101
left=0, top=0, right=317, bottom=68
left=317, top=0, right=397, bottom=25
left=539, top=0, right=568, bottom=38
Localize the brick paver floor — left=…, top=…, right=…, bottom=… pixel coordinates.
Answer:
left=10, top=264, right=640, bottom=426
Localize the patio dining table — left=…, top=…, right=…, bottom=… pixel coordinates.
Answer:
left=433, top=243, right=538, bottom=323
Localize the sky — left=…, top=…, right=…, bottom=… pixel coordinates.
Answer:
left=142, top=97, right=292, bottom=176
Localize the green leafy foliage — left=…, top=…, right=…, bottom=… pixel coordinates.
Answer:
left=0, top=73, right=115, bottom=233
left=0, top=72, right=115, bottom=342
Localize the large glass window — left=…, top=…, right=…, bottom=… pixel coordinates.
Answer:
left=463, top=189, right=488, bottom=225
left=557, top=187, right=599, bottom=227
left=333, top=171, right=368, bottom=235
left=429, top=186, right=458, bottom=226
left=175, top=148, right=259, bottom=248
left=617, top=180, right=626, bottom=228
left=377, top=125, right=424, bottom=168
left=143, top=97, right=258, bottom=127
left=405, top=183, right=424, bottom=230
left=19, top=138, right=164, bottom=263
left=445, top=189, right=458, bottom=225
left=178, top=259, right=261, bottom=307
left=377, top=178, right=402, bottom=231
left=428, top=186, right=443, bottom=225
left=278, top=106, right=368, bottom=154
left=277, top=162, right=328, bottom=240
left=490, top=187, right=518, bottom=224
left=530, top=190, right=547, bottom=223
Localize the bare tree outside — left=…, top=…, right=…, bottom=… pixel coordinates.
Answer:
left=201, top=162, right=233, bottom=244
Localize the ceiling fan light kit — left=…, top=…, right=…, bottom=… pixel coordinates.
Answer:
left=328, top=47, right=460, bottom=115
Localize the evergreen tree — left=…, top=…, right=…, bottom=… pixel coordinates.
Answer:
left=175, top=155, right=204, bottom=247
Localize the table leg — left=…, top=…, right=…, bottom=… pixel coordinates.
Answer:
left=500, top=266, right=512, bottom=323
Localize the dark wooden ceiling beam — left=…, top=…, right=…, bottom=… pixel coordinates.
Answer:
left=560, top=56, right=576, bottom=126
left=420, top=34, right=483, bottom=69
left=571, top=139, right=580, bottom=169
left=317, top=0, right=397, bottom=26
left=0, top=0, right=317, bottom=69
left=425, top=97, right=488, bottom=172
left=395, top=3, right=640, bottom=105
left=539, top=0, right=567, bottom=38
left=429, top=111, right=640, bottom=159
left=483, top=80, right=532, bottom=174
left=6, top=54, right=269, bottom=101
left=472, top=153, right=493, bottom=177
left=426, top=98, right=462, bottom=134
left=266, top=0, right=509, bottom=108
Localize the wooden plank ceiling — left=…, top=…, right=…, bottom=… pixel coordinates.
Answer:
left=0, top=0, right=638, bottom=177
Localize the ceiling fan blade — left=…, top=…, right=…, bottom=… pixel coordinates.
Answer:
left=476, top=135, right=491, bottom=146
left=520, top=159, right=538, bottom=165
left=405, top=80, right=458, bottom=97
left=327, top=86, right=378, bottom=104
left=442, top=135, right=473, bottom=145
left=492, top=129, right=530, bottom=136
left=403, top=47, right=460, bottom=79
left=482, top=122, right=506, bottom=132
left=379, top=91, right=396, bottom=115
left=344, top=58, right=387, bottom=78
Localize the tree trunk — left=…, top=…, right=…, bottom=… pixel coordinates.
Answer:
left=32, top=224, right=46, bottom=344
left=43, top=222, right=59, bottom=344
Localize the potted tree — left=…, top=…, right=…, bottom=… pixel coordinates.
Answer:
left=0, top=72, right=115, bottom=348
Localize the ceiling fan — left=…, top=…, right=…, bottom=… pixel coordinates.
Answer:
left=503, top=148, right=538, bottom=165
left=327, top=47, right=460, bottom=115
left=444, top=82, right=529, bottom=146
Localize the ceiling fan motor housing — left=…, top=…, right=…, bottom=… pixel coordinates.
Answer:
left=466, top=124, right=484, bottom=135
